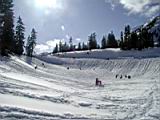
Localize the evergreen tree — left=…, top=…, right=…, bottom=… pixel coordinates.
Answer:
left=148, top=32, right=154, bottom=47
left=101, top=36, right=107, bottom=49
left=26, top=35, right=31, bottom=56
left=82, top=42, right=88, bottom=50
left=120, top=31, right=124, bottom=49
left=69, top=37, right=73, bottom=51
left=130, top=32, right=138, bottom=49
left=137, top=31, right=143, bottom=51
left=106, top=31, right=118, bottom=48
left=26, top=29, right=37, bottom=57
left=59, top=41, right=63, bottom=52
left=14, top=16, right=25, bottom=55
left=77, top=42, right=81, bottom=51
left=124, top=25, right=131, bottom=50
left=0, top=0, right=14, bottom=55
left=53, top=44, right=58, bottom=54
left=88, top=32, right=97, bottom=50
left=141, top=28, right=151, bottom=48
left=62, top=42, right=69, bottom=52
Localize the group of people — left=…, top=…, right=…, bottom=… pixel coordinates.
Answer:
left=115, top=74, right=131, bottom=79
left=34, top=63, right=45, bottom=70
left=95, top=74, right=132, bottom=87
left=95, top=78, right=104, bottom=87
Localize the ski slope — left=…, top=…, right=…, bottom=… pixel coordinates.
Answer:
left=0, top=49, right=160, bottom=120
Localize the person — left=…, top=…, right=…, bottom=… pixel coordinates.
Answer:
left=120, top=75, right=123, bottom=79
left=95, top=78, right=99, bottom=86
left=95, top=78, right=102, bottom=86
left=128, top=75, right=131, bottom=79
left=116, top=74, right=118, bottom=78
left=35, top=65, right=37, bottom=70
left=125, top=75, right=128, bottom=78
left=42, top=63, right=45, bottom=68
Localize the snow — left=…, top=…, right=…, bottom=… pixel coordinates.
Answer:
left=0, top=48, right=160, bottom=120
left=42, top=48, right=160, bottom=61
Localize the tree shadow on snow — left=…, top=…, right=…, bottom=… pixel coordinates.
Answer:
left=25, top=56, right=32, bottom=65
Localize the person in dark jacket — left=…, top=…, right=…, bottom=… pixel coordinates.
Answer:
left=95, top=78, right=102, bottom=86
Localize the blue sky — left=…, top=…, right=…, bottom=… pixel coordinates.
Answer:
left=14, top=0, right=160, bottom=53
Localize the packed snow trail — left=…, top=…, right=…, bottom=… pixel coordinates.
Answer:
left=0, top=54, right=160, bottom=120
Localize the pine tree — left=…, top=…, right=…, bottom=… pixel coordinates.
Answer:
left=141, top=28, right=151, bottom=48
left=77, top=42, right=81, bottom=51
left=101, top=36, right=107, bottom=49
left=26, top=35, right=31, bottom=56
left=0, top=0, right=14, bottom=55
left=88, top=32, right=97, bottom=50
left=53, top=44, right=58, bottom=54
left=26, top=29, right=37, bottom=57
left=148, top=32, right=154, bottom=47
left=69, top=37, right=73, bottom=51
left=124, top=25, right=131, bottom=50
left=82, top=42, right=88, bottom=50
left=15, top=16, right=25, bottom=55
left=137, top=31, right=143, bottom=51
left=106, top=31, right=118, bottom=48
left=120, top=31, right=124, bottom=49
left=62, top=42, right=69, bottom=52
left=59, top=41, right=63, bottom=52
left=130, top=32, right=138, bottom=49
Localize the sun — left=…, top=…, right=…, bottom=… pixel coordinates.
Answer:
left=34, top=0, right=59, bottom=9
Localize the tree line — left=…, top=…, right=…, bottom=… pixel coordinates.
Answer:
left=0, top=0, right=37, bottom=56
left=53, top=31, right=119, bottom=54
left=119, top=25, right=154, bottom=50
left=53, top=23, right=156, bottom=54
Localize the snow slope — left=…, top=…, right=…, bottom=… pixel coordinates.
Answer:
left=0, top=49, right=160, bottom=120
left=42, top=48, right=160, bottom=60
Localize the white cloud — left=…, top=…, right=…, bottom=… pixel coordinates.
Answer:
left=76, top=38, right=81, bottom=41
left=145, top=5, right=160, bottom=17
left=105, top=0, right=118, bottom=10
left=35, top=39, right=63, bottom=54
left=65, top=34, right=70, bottom=39
left=61, top=25, right=65, bottom=31
left=35, top=44, right=50, bottom=54
left=46, top=39, right=60, bottom=47
left=105, top=0, right=160, bottom=17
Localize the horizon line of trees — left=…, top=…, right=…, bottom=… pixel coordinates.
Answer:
left=53, top=25, right=156, bottom=54
left=119, top=25, right=154, bottom=51
left=0, top=0, right=37, bottom=56
left=53, top=31, right=119, bottom=54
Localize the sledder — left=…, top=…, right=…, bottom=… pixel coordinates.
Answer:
left=95, top=78, right=104, bottom=87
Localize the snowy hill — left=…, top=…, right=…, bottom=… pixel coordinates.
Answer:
left=0, top=49, right=160, bottom=119
left=43, top=48, right=160, bottom=61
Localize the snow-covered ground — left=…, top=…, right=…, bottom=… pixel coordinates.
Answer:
left=0, top=48, right=160, bottom=120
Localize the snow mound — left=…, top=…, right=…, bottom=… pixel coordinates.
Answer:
left=78, top=101, right=92, bottom=107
